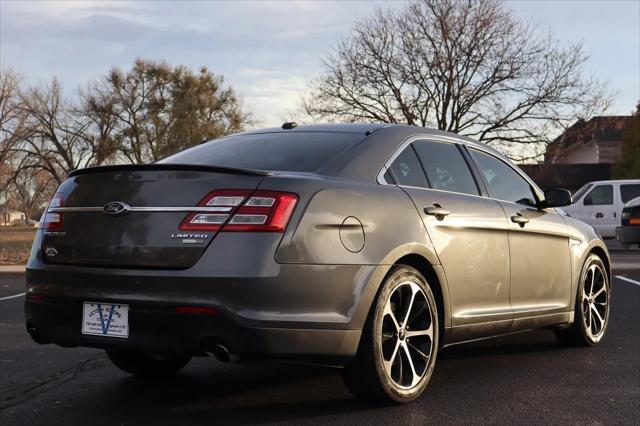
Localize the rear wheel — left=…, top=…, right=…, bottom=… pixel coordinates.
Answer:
left=106, top=348, right=191, bottom=377
left=343, top=265, right=439, bottom=403
left=555, top=253, right=610, bottom=346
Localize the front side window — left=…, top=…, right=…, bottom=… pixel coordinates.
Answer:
left=621, top=184, right=640, bottom=204
left=584, top=185, right=613, bottom=206
left=572, top=183, right=593, bottom=203
left=412, top=140, right=479, bottom=196
left=387, top=145, right=429, bottom=188
left=469, top=148, right=536, bottom=206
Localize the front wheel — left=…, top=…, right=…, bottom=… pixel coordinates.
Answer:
left=555, top=253, right=610, bottom=346
left=106, top=348, right=191, bottom=377
left=343, top=265, right=439, bottom=403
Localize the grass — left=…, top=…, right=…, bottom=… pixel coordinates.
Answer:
left=0, top=226, right=37, bottom=265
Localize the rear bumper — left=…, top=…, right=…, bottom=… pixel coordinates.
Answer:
left=615, top=226, right=640, bottom=245
left=25, top=296, right=360, bottom=364
left=25, top=256, right=389, bottom=364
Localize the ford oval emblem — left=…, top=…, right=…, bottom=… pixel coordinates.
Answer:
left=103, top=201, right=129, bottom=216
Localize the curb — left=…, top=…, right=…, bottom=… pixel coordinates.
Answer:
left=0, top=265, right=26, bottom=274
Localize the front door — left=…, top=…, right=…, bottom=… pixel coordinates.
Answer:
left=576, top=184, right=617, bottom=237
left=468, top=148, right=573, bottom=329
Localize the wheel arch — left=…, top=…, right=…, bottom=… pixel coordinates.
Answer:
left=394, top=254, right=450, bottom=347
left=588, top=245, right=611, bottom=282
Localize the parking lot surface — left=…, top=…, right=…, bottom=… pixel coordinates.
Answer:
left=1, top=271, right=639, bottom=425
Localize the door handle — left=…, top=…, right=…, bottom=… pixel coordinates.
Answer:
left=424, top=205, right=450, bottom=218
left=511, top=214, right=529, bottom=226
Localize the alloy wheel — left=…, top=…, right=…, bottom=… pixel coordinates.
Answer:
left=379, top=281, right=435, bottom=390
left=581, top=263, right=608, bottom=340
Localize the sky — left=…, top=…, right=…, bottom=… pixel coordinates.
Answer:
left=1, top=0, right=639, bottom=128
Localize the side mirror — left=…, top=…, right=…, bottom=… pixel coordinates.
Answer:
left=540, top=188, right=572, bottom=208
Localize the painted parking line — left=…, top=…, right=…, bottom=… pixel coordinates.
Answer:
left=0, top=292, right=25, bottom=302
left=615, top=275, right=640, bottom=287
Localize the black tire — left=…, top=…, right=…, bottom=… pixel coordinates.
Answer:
left=106, top=348, right=191, bottom=377
left=555, top=253, right=610, bottom=346
left=343, top=265, right=439, bottom=403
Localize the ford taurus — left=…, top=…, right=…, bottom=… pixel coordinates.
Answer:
left=25, top=123, right=611, bottom=403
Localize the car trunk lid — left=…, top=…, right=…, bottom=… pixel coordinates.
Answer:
left=41, top=164, right=267, bottom=269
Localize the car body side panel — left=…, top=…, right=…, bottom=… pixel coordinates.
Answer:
left=497, top=203, right=573, bottom=321
left=400, top=188, right=512, bottom=331
left=274, top=181, right=436, bottom=266
left=263, top=176, right=450, bottom=328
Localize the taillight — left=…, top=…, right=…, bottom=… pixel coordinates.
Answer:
left=39, top=193, right=64, bottom=230
left=630, top=207, right=640, bottom=225
left=179, top=190, right=298, bottom=232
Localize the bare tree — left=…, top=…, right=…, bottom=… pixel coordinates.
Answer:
left=0, top=68, right=31, bottom=223
left=6, top=169, right=54, bottom=221
left=303, top=0, right=612, bottom=160
left=0, top=68, right=26, bottom=192
left=11, top=78, right=114, bottom=186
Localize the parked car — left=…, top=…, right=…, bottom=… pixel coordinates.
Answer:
left=26, top=124, right=611, bottom=403
left=11, top=218, right=39, bottom=227
left=562, top=179, right=640, bottom=238
left=616, top=196, right=640, bottom=248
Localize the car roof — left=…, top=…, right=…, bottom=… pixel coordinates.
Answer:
left=240, top=123, right=390, bottom=135
left=229, top=123, right=518, bottom=183
left=240, top=122, right=504, bottom=155
left=583, top=179, right=640, bottom=185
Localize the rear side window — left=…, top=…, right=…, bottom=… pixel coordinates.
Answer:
left=159, top=132, right=364, bottom=172
left=621, top=184, right=640, bottom=203
left=469, top=149, right=536, bottom=206
left=584, top=185, right=613, bottom=205
left=387, top=146, right=429, bottom=188
left=413, top=141, right=479, bottom=196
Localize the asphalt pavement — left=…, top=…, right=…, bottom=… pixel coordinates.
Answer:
left=1, top=272, right=639, bottom=425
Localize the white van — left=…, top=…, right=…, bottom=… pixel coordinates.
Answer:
left=563, top=179, right=640, bottom=237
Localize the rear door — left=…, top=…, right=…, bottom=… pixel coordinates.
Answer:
left=467, top=148, right=572, bottom=328
left=385, top=139, right=512, bottom=342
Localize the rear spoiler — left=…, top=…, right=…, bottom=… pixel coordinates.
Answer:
left=68, top=163, right=272, bottom=178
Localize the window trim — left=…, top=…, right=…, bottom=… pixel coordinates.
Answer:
left=378, top=134, right=544, bottom=204
left=465, top=146, right=544, bottom=207
left=379, top=137, right=484, bottom=197
left=386, top=143, right=430, bottom=188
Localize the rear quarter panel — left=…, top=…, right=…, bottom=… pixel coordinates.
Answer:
left=272, top=179, right=437, bottom=266
left=261, top=175, right=448, bottom=329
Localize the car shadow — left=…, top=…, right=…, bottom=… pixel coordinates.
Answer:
left=65, top=329, right=587, bottom=424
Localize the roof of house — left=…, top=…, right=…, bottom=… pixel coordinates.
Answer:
left=551, top=116, right=632, bottom=146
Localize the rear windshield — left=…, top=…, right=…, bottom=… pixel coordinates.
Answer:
left=159, top=132, right=365, bottom=172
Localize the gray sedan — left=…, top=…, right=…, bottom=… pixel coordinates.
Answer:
left=25, top=123, right=611, bottom=403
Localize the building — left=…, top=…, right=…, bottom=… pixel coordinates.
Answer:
left=520, top=115, right=632, bottom=192
left=0, top=205, right=25, bottom=226
left=545, top=116, right=631, bottom=165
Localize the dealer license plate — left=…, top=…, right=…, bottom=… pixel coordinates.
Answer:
left=82, top=302, right=129, bottom=338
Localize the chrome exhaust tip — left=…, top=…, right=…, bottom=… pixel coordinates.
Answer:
left=212, top=344, right=231, bottom=362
